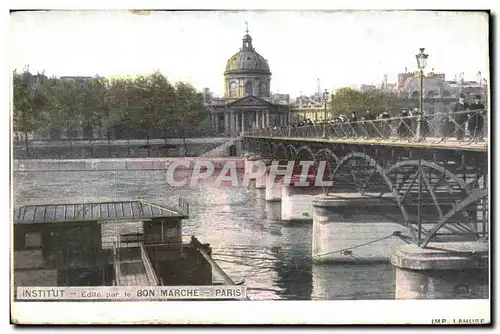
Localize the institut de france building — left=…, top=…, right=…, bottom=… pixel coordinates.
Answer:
left=206, top=28, right=291, bottom=135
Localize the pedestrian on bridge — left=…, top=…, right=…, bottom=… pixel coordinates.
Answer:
left=364, top=110, right=376, bottom=138
left=379, top=112, right=391, bottom=138
left=347, top=112, right=358, bottom=138
left=412, top=108, right=430, bottom=139
left=452, top=94, right=469, bottom=141
left=468, top=94, right=485, bottom=141
left=397, top=109, right=411, bottom=139
left=364, top=110, right=375, bottom=121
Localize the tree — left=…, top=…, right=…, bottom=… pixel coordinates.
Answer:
left=12, top=68, right=208, bottom=142
left=172, top=82, right=205, bottom=155
left=84, top=76, right=108, bottom=138
left=330, top=87, right=361, bottom=116
left=148, top=71, right=176, bottom=141
left=133, top=72, right=176, bottom=138
left=101, top=77, right=129, bottom=139
left=43, top=78, right=84, bottom=138
left=13, top=70, right=49, bottom=153
left=331, top=87, right=398, bottom=117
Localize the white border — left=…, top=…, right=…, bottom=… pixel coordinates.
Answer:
left=3, top=0, right=497, bottom=326
left=11, top=300, right=491, bottom=325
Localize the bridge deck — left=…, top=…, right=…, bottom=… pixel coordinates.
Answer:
left=243, top=136, right=488, bottom=152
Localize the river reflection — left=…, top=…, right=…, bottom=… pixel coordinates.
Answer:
left=13, top=169, right=395, bottom=300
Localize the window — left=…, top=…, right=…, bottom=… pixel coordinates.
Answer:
left=246, top=81, right=253, bottom=95
left=260, top=83, right=267, bottom=95
left=230, top=82, right=238, bottom=97
left=25, top=232, right=42, bottom=248
left=426, top=91, right=437, bottom=98
left=166, top=227, right=180, bottom=238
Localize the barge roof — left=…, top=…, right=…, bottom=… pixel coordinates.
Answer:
left=13, top=200, right=188, bottom=224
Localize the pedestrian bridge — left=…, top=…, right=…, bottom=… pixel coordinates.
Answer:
left=244, top=109, right=487, bottom=152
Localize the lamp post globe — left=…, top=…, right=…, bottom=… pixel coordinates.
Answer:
left=416, top=48, right=429, bottom=70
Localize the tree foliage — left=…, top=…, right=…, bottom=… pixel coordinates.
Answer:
left=12, top=70, right=206, bottom=138
left=12, top=71, right=49, bottom=133
left=331, top=87, right=398, bottom=117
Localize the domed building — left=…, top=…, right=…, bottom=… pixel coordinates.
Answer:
left=207, top=25, right=290, bottom=136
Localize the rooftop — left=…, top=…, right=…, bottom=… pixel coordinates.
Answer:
left=13, top=200, right=189, bottom=225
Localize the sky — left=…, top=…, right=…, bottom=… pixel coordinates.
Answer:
left=10, top=10, right=489, bottom=98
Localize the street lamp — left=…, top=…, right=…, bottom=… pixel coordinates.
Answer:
left=322, top=89, right=329, bottom=138
left=415, top=47, right=428, bottom=141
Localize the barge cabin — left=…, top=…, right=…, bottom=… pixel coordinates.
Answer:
left=13, top=199, right=215, bottom=292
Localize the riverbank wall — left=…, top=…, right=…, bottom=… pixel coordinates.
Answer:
left=13, top=157, right=247, bottom=172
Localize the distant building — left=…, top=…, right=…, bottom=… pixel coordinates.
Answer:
left=271, top=93, right=290, bottom=105
left=359, top=84, right=377, bottom=93
left=376, top=74, right=397, bottom=92
left=397, top=69, right=487, bottom=101
left=289, top=92, right=332, bottom=122
left=14, top=71, right=49, bottom=90
left=392, top=69, right=488, bottom=123
left=288, top=67, right=489, bottom=123
left=59, top=76, right=94, bottom=84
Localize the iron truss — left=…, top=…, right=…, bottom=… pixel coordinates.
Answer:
left=243, top=137, right=488, bottom=247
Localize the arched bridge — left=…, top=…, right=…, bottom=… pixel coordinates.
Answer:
left=242, top=110, right=488, bottom=247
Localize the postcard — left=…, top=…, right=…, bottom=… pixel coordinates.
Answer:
left=9, top=8, right=490, bottom=325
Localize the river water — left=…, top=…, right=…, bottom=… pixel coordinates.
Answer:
left=13, top=169, right=396, bottom=300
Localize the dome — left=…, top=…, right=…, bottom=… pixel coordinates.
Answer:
left=224, top=33, right=271, bottom=75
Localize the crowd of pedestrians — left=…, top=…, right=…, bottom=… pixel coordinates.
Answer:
left=450, top=94, right=485, bottom=141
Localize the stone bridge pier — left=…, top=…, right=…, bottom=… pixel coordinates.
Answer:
left=312, top=193, right=410, bottom=263
left=251, top=157, right=335, bottom=219
left=280, top=162, right=333, bottom=221
left=281, top=175, right=324, bottom=221
left=391, top=241, right=488, bottom=299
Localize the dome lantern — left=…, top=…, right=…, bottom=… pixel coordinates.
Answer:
left=242, top=22, right=254, bottom=51
left=224, top=23, right=271, bottom=76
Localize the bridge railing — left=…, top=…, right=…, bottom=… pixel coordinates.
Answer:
left=246, top=110, right=487, bottom=145
left=177, top=197, right=190, bottom=217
